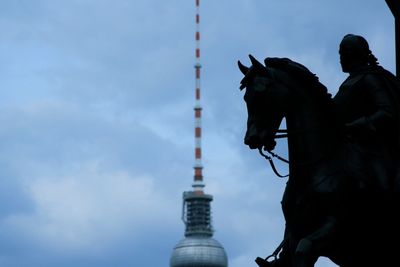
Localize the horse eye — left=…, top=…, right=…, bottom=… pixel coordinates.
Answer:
left=253, top=77, right=270, bottom=93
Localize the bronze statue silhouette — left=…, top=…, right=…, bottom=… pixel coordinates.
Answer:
left=237, top=35, right=400, bottom=267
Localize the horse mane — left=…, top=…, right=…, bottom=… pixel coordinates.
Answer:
left=264, top=57, right=332, bottom=106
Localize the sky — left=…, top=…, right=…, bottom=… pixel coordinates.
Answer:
left=0, top=0, right=395, bottom=266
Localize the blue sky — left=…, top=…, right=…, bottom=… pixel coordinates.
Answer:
left=0, top=0, right=395, bottom=266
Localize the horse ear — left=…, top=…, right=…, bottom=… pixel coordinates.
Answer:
left=249, top=54, right=265, bottom=70
left=238, top=60, right=249, bottom=75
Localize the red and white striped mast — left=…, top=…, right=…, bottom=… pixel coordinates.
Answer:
left=193, top=0, right=204, bottom=193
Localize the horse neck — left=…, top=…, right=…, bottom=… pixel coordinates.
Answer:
left=285, top=92, right=339, bottom=167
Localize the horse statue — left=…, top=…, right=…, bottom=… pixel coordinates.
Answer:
left=237, top=55, right=399, bottom=267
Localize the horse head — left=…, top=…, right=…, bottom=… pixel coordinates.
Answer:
left=238, top=55, right=287, bottom=151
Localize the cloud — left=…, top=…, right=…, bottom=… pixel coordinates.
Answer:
left=4, top=168, right=171, bottom=249
left=0, top=162, right=181, bottom=266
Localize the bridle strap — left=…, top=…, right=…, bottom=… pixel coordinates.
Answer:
left=275, top=129, right=289, bottom=139
left=275, top=127, right=320, bottom=138
left=274, top=133, right=289, bottom=139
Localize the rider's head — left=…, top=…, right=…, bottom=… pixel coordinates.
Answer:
left=339, top=34, right=378, bottom=73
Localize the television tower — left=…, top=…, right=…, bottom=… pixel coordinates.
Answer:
left=170, top=1, right=228, bottom=266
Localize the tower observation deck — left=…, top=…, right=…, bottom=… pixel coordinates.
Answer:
left=169, top=1, right=228, bottom=267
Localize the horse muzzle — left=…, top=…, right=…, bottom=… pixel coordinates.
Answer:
left=244, top=133, right=262, bottom=149
left=244, top=128, right=276, bottom=151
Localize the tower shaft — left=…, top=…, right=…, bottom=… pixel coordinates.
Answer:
left=193, top=0, right=204, bottom=192
left=184, top=0, right=212, bottom=237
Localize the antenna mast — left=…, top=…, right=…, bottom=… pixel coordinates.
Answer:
left=193, top=0, right=204, bottom=192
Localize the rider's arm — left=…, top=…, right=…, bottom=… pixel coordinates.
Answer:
left=346, top=74, right=395, bottom=137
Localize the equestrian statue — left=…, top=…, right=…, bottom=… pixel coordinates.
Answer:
left=237, top=34, right=400, bottom=267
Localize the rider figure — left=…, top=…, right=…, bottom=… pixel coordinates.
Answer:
left=333, top=33, right=399, bottom=193
left=333, top=33, right=400, bottom=266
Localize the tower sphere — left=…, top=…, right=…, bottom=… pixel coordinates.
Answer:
left=170, top=237, right=228, bottom=267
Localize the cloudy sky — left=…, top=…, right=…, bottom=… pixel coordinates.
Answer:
left=0, top=0, right=395, bottom=266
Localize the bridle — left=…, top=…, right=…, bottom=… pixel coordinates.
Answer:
left=257, top=129, right=289, bottom=178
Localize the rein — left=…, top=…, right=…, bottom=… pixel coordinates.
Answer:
left=258, top=148, right=289, bottom=178
left=257, top=128, right=290, bottom=178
